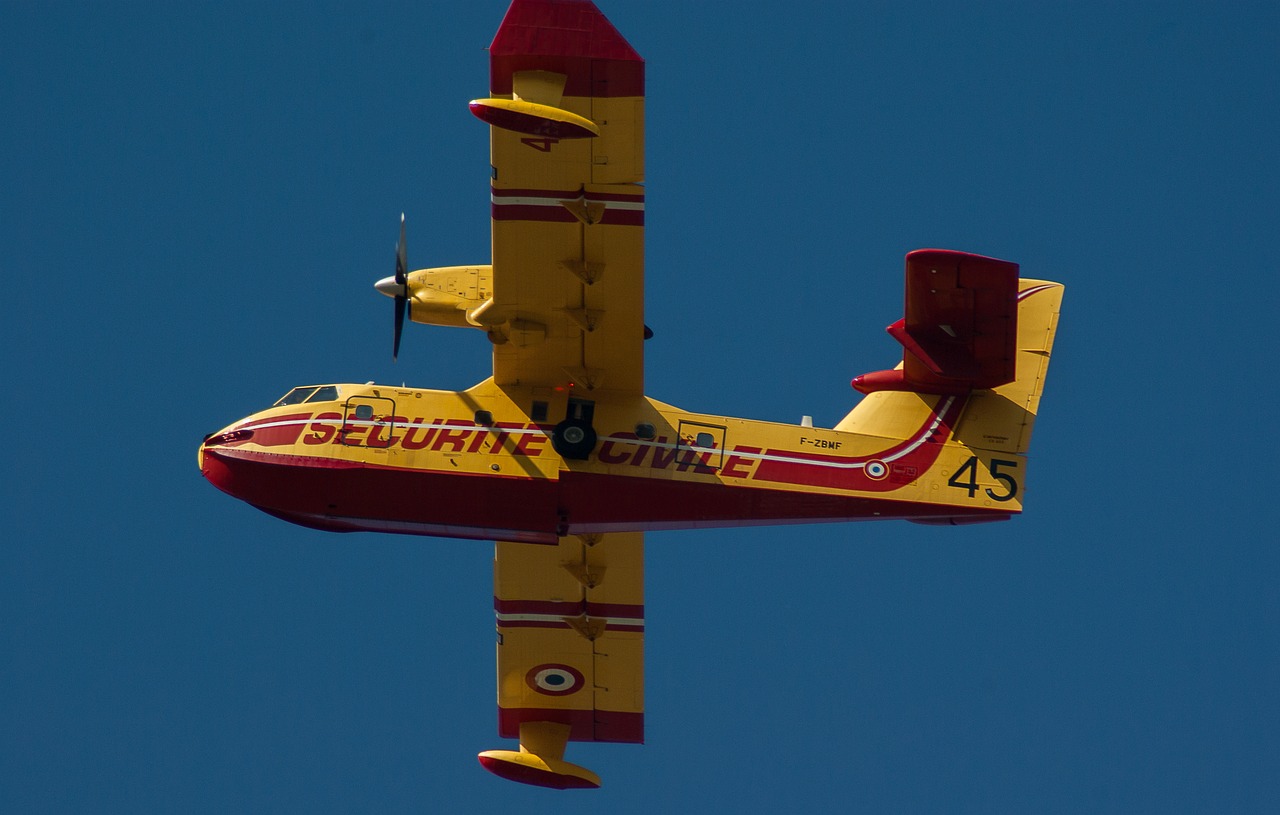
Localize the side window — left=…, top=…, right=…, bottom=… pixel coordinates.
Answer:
left=306, top=386, right=339, bottom=403
left=273, top=386, right=318, bottom=407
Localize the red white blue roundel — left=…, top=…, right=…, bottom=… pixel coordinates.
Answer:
left=864, top=459, right=889, bottom=480
left=526, top=664, right=585, bottom=696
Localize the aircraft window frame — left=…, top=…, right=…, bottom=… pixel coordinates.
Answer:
left=305, top=386, right=339, bottom=403
left=677, top=420, right=727, bottom=470
left=273, top=386, right=319, bottom=407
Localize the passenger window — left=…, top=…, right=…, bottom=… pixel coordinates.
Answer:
left=355, top=404, right=374, bottom=420
left=695, top=432, right=715, bottom=449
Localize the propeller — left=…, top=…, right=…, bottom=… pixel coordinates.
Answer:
left=374, top=213, right=409, bottom=361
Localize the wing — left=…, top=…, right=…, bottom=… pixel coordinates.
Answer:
left=469, top=0, right=646, bottom=395
left=479, top=532, right=644, bottom=789
left=853, top=249, right=1020, bottom=395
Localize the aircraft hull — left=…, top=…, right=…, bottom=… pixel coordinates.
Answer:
left=201, top=445, right=1009, bottom=544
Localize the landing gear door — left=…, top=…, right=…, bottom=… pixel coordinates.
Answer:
left=341, top=396, right=396, bottom=448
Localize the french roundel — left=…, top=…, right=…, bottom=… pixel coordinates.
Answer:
left=526, top=664, right=585, bottom=696
left=864, top=459, right=889, bottom=480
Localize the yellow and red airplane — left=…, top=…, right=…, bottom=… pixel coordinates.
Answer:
left=199, top=0, right=1063, bottom=790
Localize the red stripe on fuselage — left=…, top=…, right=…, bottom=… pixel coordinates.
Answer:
left=200, top=397, right=1006, bottom=543
left=753, top=396, right=965, bottom=491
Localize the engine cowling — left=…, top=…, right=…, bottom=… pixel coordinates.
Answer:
left=405, top=265, right=494, bottom=329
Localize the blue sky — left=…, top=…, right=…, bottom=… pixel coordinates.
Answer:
left=3, top=1, right=1278, bottom=812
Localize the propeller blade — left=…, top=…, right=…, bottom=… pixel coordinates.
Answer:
left=392, top=213, right=407, bottom=361
left=393, top=294, right=405, bottom=361
left=395, top=213, right=407, bottom=284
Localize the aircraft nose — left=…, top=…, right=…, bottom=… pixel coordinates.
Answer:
left=198, top=442, right=232, bottom=495
left=374, top=275, right=406, bottom=299
left=197, top=433, right=218, bottom=474
left=199, top=427, right=254, bottom=495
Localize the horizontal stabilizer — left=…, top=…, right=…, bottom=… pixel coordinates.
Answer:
left=853, top=250, right=1019, bottom=395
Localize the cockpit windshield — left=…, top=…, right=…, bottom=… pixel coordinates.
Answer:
left=272, top=385, right=340, bottom=407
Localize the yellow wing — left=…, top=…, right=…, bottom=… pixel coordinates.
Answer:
left=481, top=533, right=644, bottom=789
left=469, top=0, right=646, bottom=395
left=468, top=5, right=647, bottom=788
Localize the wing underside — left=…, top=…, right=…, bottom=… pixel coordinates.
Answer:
left=471, top=0, right=647, bottom=789
left=473, top=0, right=646, bottom=395
left=480, top=532, right=644, bottom=788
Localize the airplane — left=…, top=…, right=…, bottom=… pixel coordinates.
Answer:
left=198, top=0, right=1064, bottom=791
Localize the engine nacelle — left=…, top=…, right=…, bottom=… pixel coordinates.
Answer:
left=406, top=265, right=493, bottom=329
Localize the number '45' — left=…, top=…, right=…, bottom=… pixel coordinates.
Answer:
left=947, top=456, right=1019, bottom=502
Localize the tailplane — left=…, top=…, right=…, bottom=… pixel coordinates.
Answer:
left=837, top=251, right=1063, bottom=459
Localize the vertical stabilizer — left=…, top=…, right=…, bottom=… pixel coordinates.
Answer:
left=950, top=280, right=1063, bottom=455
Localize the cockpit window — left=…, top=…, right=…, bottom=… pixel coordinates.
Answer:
left=305, top=385, right=339, bottom=403
left=273, top=386, right=320, bottom=407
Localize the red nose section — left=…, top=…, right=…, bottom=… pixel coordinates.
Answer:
left=199, top=446, right=238, bottom=497
left=197, top=442, right=563, bottom=544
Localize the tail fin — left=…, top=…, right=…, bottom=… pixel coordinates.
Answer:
left=952, top=280, right=1063, bottom=454
left=837, top=277, right=1064, bottom=457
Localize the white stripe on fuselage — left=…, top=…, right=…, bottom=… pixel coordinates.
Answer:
left=235, top=396, right=956, bottom=473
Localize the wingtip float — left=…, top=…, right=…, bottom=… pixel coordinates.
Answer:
left=477, top=721, right=602, bottom=789
left=469, top=98, right=601, bottom=139
left=199, top=0, right=1063, bottom=790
